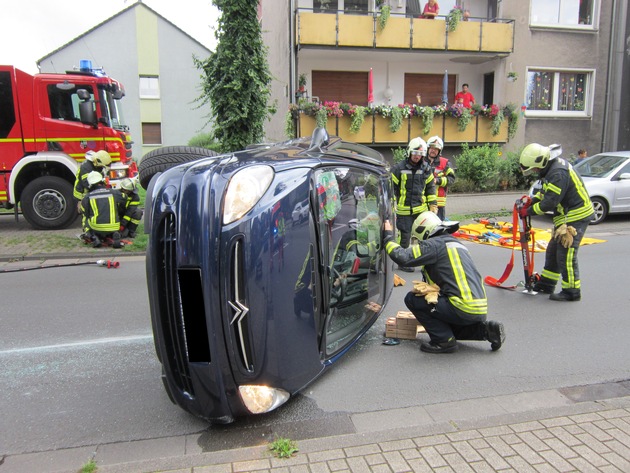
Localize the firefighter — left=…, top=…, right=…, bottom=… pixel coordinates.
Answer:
left=426, top=136, right=455, bottom=221
left=118, top=178, right=143, bottom=238
left=73, top=150, right=112, bottom=201
left=519, top=143, right=594, bottom=301
left=390, top=137, right=437, bottom=272
left=383, top=212, right=505, bottom=354
left=80, top=171, right=125, bottom=248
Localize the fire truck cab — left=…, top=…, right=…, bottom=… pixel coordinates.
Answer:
left=0, top=61, right=136, bottom=229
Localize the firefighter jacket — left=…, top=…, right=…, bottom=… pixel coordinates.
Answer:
left=73, top=160, right=100, bottom=200
left=528, top=157, right=594, bottom=226
left=391, top=159, right=437, bottom=216
left=431, top=156, right=456, bottom=208
left=384, top=231, right=487, bottom=317
left=81, top=186, right=124, bottom=234
left=118, top=190, right=143, bottom=229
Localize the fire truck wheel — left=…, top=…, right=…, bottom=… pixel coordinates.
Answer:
left=21, top=176, right=78, bottom=230
left=138, top=146, right=218, bottom=190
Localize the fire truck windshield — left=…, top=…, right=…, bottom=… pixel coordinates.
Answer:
left=98, top=87, right=128, bottom=131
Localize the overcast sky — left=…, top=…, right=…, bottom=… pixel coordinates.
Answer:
left=0, top=0, right=219, bottom=74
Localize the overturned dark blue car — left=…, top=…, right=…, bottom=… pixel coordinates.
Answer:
left=141, top=129, right=394, bottom=423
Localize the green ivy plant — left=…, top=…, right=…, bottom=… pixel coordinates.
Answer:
left=315, top=107, right=328, bottom=128
left=389, top=106, right=404, bottom=133
left=447, top=7, right=464, bottom=32
left=194, top=0, right=271, bottom=153
left=457, top=107, right=473, bottom=132
left=420, top=106, right=434, bottom=135
left=378, top=4, right=391, bottom=30
left=490, top=112, right=505, bottom=136
left=349, top=106, right=367, bottom=133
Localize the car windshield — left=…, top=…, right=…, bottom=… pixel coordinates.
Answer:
left=575, top=155, right=628, bottom=178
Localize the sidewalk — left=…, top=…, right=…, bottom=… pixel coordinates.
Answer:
left=3, top=385, right=630, bottom=472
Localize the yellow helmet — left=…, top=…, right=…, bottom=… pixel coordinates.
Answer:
left=519, top=143, right=550, bottom=176
left=93, top=150, right=112, bottom=168
left=412, top=211, right=459, bottom=240
left=120, top=178, right=136, bottom=192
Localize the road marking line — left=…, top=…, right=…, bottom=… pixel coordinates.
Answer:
left=0, top=335, right=153, bottom=355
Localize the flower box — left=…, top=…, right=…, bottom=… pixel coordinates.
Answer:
left=410, top=115, right=444, bottom=141
left=374, top=115, right=409, bottom=143
left=477, top=117, right=509, bottom=142
left=336, top=115, right=374, bottom=143
left=443, top=115, right=476, bottom=142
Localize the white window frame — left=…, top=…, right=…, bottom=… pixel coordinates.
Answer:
left=139, top=76, right=160, bottom=99
left=524, top=67, right=595, bottom=118
left=529, top=0, right=600, bottom=30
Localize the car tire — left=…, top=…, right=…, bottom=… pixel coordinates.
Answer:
left=589, top=196, right=608, bottom=225
left=20, top=176, right=78, bottom=230
left=138, top=146, right=219, bottom=190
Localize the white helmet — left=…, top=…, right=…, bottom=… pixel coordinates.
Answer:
left=427, top=136, right=444, bottom=151
left=84, top=150, right=97, bottom=162
left=120, top=178, right=136, bottom=192
left=86, top=171, right=105, bottom=187
left=412, top=211, right=459, bottom=241
left=407, top=137, right=427, bottom=158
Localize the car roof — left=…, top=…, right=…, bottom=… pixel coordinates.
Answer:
left=590, top=151, right=630, bottom=158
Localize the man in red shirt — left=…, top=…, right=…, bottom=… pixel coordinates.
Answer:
left=454, top=83, right=475, bottom=108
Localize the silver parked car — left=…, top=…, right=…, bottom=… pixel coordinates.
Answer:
left=574, top=152, right=630, bottom=224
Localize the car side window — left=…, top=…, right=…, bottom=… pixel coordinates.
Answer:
left=314, top=167, right=386, bottom=357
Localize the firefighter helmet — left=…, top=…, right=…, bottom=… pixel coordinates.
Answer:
left=93, top=150, right=112, bottom=168
left=519, top=143, right=551, bottom=176
left=86, top=171, right=105, bottom=187
left=412, top=211, right=459, bottom=241
left=407, top=137, right=427, bottom=158
left=427, top=136, right=444, bottom=151
left=84, top=150, right=97, bottom=162
left=120, top=178, right=136, bottom=192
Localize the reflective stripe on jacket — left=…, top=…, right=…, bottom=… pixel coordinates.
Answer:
left=391, top=160, right=437, bottom=215
left=81, top=187, right=122, bottom=233
left=530, top=157, right=594, bottom=226
left=384, top=232, right=487, bottom=316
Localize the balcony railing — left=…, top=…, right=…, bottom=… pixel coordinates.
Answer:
left=297, top=113, right=510, bottom=145
left=296, top=9, right=514, bottom=54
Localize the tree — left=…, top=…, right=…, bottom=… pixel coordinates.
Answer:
left=194, top=0, right=272, bottom=152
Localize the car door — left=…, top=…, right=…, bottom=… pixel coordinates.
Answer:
left=312, top=166, right=391, bottom=360
left=610, top=161, right=630, bottom=212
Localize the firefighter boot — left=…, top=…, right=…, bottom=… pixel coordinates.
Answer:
left=112, top=232, right=123, bottom=249
left=532, top=282, right=555, bottom=294
left=549, top=289, right=581, bottom=302
left=485, top=321, right=506, bottom=351
left=420, top=337, right=457, bottom=354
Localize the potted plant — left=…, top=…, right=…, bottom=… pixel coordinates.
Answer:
left=298, top=73, right=307, bottom=93
left=447, top=6, right=464, bottom=32
left=507, top=72, right=518, bottom=82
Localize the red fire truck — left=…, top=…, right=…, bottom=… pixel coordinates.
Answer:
left=0, top=61, right=137, bottom=229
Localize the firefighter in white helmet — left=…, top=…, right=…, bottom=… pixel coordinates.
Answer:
left=118, top=178, right=143, bottom=238
left=426, top=136, right=456, bottom=220
left=383, top=212, right=506, bottom=354
left=80, top=171, right=125, bottom=248
left=73, top=149, right=112, bottom=201
left=390, top=137, right=438, bottom=272
left=518, top=143, right=593, bottom=301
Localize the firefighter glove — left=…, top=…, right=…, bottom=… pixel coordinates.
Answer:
left=554, top=224, right=577, bottom=248
left=412, top=281, right=440, bottom=304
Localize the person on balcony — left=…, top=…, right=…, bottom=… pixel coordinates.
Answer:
left=391, top=137, right=438, bottom=272
left=422, top=0, right=439, bottom=19
left=454, top=83, right=475, bottom=108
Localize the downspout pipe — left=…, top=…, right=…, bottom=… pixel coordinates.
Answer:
left=289, top=0, right=297, bottom=104
left=601, top=0, right=619, bottom=152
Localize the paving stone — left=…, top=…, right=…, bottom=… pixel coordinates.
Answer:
left=451, top=440, right=484, bottom=463
left=419, top=445, right=449, bottom=468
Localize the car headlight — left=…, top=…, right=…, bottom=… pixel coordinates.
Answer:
left=238, top=385, right=289, bottom=414
left=223, top=165, right=274, bottom=224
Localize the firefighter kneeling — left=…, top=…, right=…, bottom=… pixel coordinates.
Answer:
left=118, top=178, right=143, bottom=239
left=80, top=172, right=125, bottom=248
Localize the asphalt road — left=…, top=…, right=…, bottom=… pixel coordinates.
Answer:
left=1, top=216, right=629, bottom=457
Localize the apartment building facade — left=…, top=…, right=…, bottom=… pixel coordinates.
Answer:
left=263, top=0, right=629, bottom=157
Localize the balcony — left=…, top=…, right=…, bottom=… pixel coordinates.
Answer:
left=297, top=113, right=510, bottom=145
left=296, top=9, right=514, bottom=54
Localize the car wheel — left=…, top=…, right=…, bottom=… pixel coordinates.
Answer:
left=20, top=176, right=78, bottom=229
left=138, top=146, right=219, bottom=190
left=589, top=197, right=608, bottom=225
